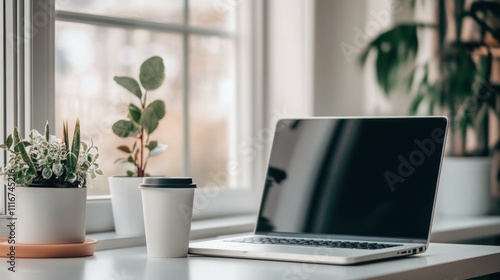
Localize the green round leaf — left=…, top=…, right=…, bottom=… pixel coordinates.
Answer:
left=114, top=77, right=142, bottom=99
left=112, top=120, right=139, bottom=138
left=141, top=107, right=160, bottom=134
left=147, top=100, right=166, bottom=119
left=139, top=56, right=165, bottom=90
left=42, top=167, right=52, bottom=179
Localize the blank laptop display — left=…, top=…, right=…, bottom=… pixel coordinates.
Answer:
left=189, top=117, right=448, bottom=265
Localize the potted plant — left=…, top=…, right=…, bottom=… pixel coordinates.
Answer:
left=109, top=56, right=168, bottom=236
left=0, top=120, right=102, bottom=244
left=358, top=0, right=500, bottom=215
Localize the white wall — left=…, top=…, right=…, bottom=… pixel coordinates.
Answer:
left=265, top=0, right=314, bottom=122
left=266, top=0, right=415, bottom=118
left=313, top=0, right=369, bottom=116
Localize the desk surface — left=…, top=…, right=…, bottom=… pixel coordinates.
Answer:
left=1, top=243, right=500, bottom=280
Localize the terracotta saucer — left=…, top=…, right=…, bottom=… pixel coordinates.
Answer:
left=0, top=237, right=98, bottom=258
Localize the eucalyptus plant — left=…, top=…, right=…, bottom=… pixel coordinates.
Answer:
left=0, top=120, right=102, bottom=187
left=112, top=56, right=168, bottom=177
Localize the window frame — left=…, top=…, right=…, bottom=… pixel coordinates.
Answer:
left=2, top=0, right=265, bottom=232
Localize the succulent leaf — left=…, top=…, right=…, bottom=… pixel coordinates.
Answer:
left=62, top=121, right=69, bottom=151
left=44, top=121, right=50, bottom=142
left=70, top=119, right=81, bottom=173
left=42, top=167, right=52, bottom=179
left=13, top=128, right=37, bottom=175
left=6, top=134, right=13, bottom=149
left=66, top=152, right=78, bottom=174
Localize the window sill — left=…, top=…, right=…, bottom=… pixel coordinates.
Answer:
left=90, top=214, right=256, bottom=251
left=0, top=214, right=255, bottom=250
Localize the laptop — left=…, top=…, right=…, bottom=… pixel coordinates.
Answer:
left=189, top=117, right=448, bottom=265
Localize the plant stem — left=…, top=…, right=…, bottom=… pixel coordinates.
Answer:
left=143, top=134, right=151, bottom=173
left=143, top=91, right=148, bottom=109
left=139, top=128, right=145, bottom=177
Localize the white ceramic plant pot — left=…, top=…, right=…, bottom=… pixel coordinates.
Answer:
left=109, top=177, right=145, bottom=236
left=16, top=187, right=87, bottom=244
left=436, top=157, right=492, bottom=216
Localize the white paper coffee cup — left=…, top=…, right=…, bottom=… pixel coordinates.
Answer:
left=139, top=177, right=196, bottom=258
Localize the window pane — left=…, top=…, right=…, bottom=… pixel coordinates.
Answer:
left=56, top=0, right=184, bottom=24
left=190, top=0, right=237, bottom=31
left=189, top=35, right=236, bottom=188
left=55, top=22, right=184, bottom=196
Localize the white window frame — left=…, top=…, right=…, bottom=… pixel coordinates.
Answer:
left=2, top=0, right=265, bottom=235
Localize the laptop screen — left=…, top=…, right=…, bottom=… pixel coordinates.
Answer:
left=256, top=117, right=447, bottom=241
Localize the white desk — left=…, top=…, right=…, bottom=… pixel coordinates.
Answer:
left=1, top=243, right=500, bottom=280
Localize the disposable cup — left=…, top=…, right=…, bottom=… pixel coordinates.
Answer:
left=139, top=177, right=196, bottom=258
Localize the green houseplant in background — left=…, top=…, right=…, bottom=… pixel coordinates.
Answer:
left=0, top=120, right=102, bottom=244
left=108, top=56, right=169, bottom=236
left=359, top=0, right=500, bottom=215
left=112, top=55, right=168, bottom=177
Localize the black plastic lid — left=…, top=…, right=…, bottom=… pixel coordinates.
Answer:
left=140, top=177, right=196, bottom=188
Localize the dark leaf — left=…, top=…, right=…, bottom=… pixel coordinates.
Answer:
left=66, top=152, right=78, bottom=174
left=114, top=76, right=142, bottom=99
left=62, top=121, right=69, bottom=151
left=146, top=141, right=158, bottom=151
left=409, top=93, right=425, bottom=115
left=5, top=134, right=13, bottom=149
left=357, top=47, right=371, bottom=67
left=139, top=56, right=165, bottom=90
left=117, top=145, right=132, bottom=154
left=70, top=119, right=81, bottom=172
left=126, top=170, right=135, bottom=177
left=129, top=104, right=142, bottom=124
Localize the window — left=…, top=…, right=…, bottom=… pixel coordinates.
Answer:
left=2, top=0, right=264, bottom=220
left=53, top=0, right=257, bottom=196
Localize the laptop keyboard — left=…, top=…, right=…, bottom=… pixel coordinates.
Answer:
left=227, top=237, right=402, bottom=250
